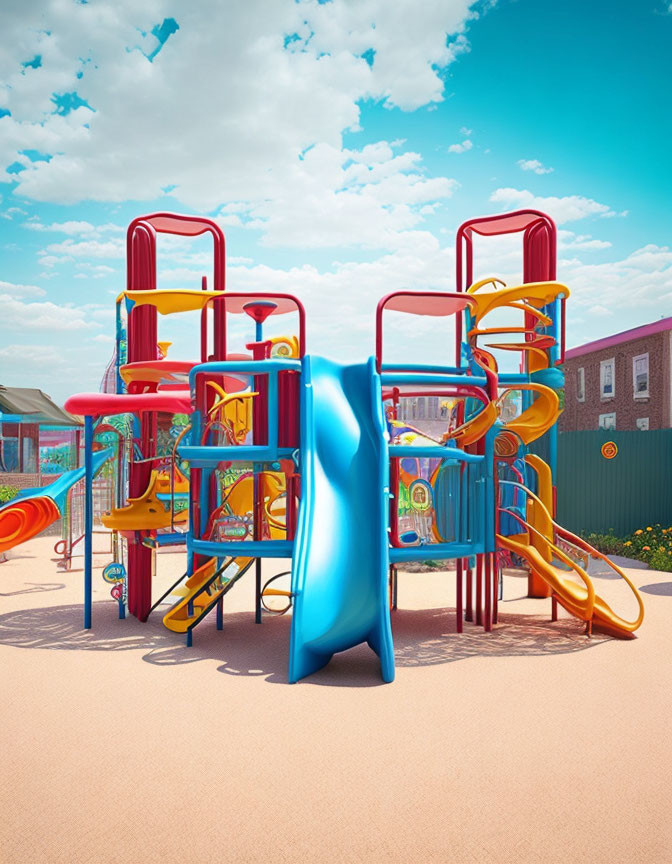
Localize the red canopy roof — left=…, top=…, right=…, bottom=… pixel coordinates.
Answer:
left=65, top=391, right=192, bottom=418
left=460, top=210, right=553, bottom=237
left=380, top=292, right=476, bottom=317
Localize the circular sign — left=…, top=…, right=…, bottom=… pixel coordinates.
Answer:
left=409, top=479, right=432, bottom=512
left=601, top=441, right=618, bottom=460
left=102, top=562, right=126, bottom=584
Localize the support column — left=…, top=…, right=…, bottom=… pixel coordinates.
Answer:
left=456, top=559, right=463, bottom=634
left=84, top=415, right=93, bottom=630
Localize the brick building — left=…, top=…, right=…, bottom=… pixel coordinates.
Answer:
left=560, top=317, right=672, bottom=431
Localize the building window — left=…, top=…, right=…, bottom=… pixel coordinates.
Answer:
left=636, top=417, right=649, bottom=430
left=600, top=358, right=615, bottom=399
left=576, top=367, right=585, bottom=402
left=632, top=353, right=649, bottom=398
left=599, top=412, right=616, bottom=430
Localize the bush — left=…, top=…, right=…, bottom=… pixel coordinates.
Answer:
left=0, top=485, right=19, bottom=504
left=582, top=531, right=626, bottom=557
left=647, top=547, right=672, bottom=572
left=580, top=523, right=672, bottom=572
left=624, top=523, right=672, bottom=566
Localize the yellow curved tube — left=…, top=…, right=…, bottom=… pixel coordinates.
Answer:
left=497, top=384, right=559, bottom=445
left=466, top=276, right=507, bottom=295
left=470, top=281, right=570, bottom=326
left=447, top=401, right=499, bottom=446
left=485, top=342, right=550, bottom=373
left=205, top=381, right=256, bottom=444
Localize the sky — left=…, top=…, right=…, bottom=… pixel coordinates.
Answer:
left=1, top=0, right=671, bottom=404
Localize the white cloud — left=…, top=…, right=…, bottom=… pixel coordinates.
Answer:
left=221, top=140, right=459, bottom=250
left=0, top=294, right=97, bottom=331
left=222, top=231, right=456, bottom=357
left=0, top=279, right=46, bottom=297
left=25, top=220, right=124, bottom=236
left=489, top=187, right=624, bottom=224
left=557, top=230, right=612, bottom=251
left=517, top=158, right=553, bottom=175
left=36, top=255, right=64, bottom=268
left=39, top=237, right=125, bottom=260
left=1, top=0, right=483, bottom=217
left=562, top=243, right=672, bottom=347
left=75, top=263, right=118, bottom=278
left=0, top=206, right=28, bottom=220
left=448, top=139, right=473, bottom=154
left=0, top=343, right=69, bottom=369
left=0, top=343, right=105, bottom=399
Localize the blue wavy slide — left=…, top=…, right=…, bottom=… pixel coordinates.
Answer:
left=289, top=356, right=395, bottom=683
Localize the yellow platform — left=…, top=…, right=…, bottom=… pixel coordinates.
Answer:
left=101, top=469, right=189, bottom=532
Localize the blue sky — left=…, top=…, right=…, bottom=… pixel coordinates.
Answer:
left=1, top=0, right=671, bottom=403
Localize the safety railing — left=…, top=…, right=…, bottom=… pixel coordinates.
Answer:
left=179, top=358, right=302, bottom=465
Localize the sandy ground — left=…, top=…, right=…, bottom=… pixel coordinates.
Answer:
left=0, top=536, right=670, bottom=864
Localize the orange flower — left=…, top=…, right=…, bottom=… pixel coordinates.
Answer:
left=647, top=526, right=652, bottom=531
left=635, top=530, right=643, bottom=535
left=642, top=545, right=650, bottom=551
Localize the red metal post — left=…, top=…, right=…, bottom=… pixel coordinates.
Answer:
left=465, top=565, right=473, bottom=622
left=484, top=552, right=492, bottom=632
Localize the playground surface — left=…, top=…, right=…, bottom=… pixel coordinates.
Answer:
left=0, top=538, right=670, bottom=864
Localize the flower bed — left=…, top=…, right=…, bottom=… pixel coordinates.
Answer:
left=583, top=523, right=672, bottom=572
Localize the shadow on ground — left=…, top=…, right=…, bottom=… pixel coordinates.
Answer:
left=0, top=595, right=609, bottom=687
left=639, top=582, right=672, bottom=597
left=0, top=582, right=66, bottom=597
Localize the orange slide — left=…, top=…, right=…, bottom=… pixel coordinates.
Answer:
left=498, top=481, right=644, bottom=637
left=0, top=449, right=112, bottom=554
left=0, top=496, right=60, bottom=554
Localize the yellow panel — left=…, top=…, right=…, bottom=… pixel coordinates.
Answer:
left=101, top=469, right=189, bottom=531
left=120, top=289, right=223, bottom=315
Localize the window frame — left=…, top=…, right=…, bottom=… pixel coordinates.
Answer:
left=598, top=412, right=616, bottom=430
left=632, top=353, right=649, bottom=399
left=600, top=358, right=615, bottom=399
left=576, top=366, right=585, bottom=402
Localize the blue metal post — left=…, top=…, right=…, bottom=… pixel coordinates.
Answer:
left=84, top=415, right=93, bottom=629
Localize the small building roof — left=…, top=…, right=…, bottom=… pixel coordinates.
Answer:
left=0, top=386, right=82, bottom=427
left=565, top=316, right=672, bottom=361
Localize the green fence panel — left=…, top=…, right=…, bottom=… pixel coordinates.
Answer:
left=531, top=430, right=672, bottom=537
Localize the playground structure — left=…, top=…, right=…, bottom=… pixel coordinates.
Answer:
left=1, top=209, right=644, bottom=682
